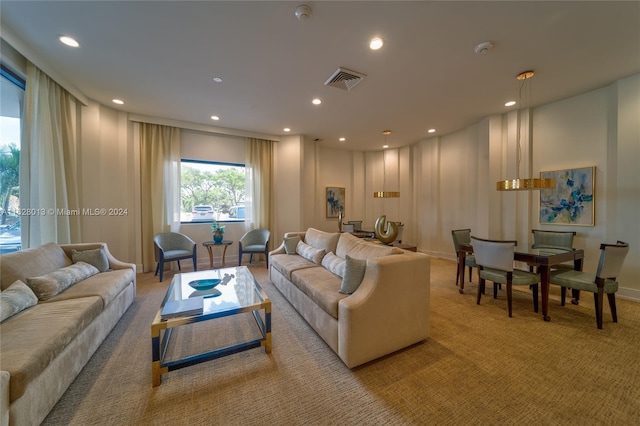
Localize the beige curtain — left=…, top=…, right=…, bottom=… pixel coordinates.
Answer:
left=20, top=62, right=81, bottom=247
left=245, top=138, right=274, bottom=246
left=139, top=123, right=181, bottom=272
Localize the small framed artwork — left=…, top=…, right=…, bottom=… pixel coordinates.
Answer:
left=326, top=187, right=345, bottom=218
left=539, top=166, right=595, bottom=226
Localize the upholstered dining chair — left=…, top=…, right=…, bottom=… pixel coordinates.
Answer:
left=153, top=232, right=197, bottom=282
left=238, top=228, right=271, bottom=268
left=471, top=236, right=540, bottom=318
left=451, top=229, right=477, bottom=286
left=550, top=241, right=629, bottom=329
left=530, top=230, right=577, bottom=271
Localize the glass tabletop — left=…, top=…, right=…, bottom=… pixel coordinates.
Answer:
left=162, top=266, right=267, bottom=317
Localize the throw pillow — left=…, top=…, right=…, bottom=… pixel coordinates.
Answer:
left=304, top=228, right=341, bottom=254
left=339, top=255, right=367, bottom=294
left=0, top=280, right=38, bottom=323
left=26, top=262, right=100, bottom=301
left=321, top=252, right=346, bottom=278
left=284, top=235, right=301, bottom=254
left=72, top=246, right=110, bottom=272
left=296, top=241, right=326, bottom=264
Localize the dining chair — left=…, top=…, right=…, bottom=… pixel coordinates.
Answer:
left=153, top=232, right=197, bottom=282
left=451, top=229, right=477, bottom=286
left=531, top=230, right=577, bottom=271
left=239, top=228, right=271, bottom=268
left=471, top=236, right=540, bottom=317
left=550, top=241, right=629, bottom=329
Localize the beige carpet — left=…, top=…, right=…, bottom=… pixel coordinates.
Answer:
left=42, top=259, right=640, bottom=425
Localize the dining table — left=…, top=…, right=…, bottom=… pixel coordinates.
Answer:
left=457, top=243, right=584, bottom=322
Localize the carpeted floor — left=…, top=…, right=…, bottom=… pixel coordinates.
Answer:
left=42, top=258, right=640, bottom=425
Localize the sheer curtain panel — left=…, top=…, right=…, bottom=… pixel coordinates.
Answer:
left=20, top=62, right=81, bottom=248
left=245, top=138, right=274, bottom=239
left=139, top=123, right=181, bottom=272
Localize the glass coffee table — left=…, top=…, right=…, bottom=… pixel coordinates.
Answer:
left=151, top=266, right=271, bottom=386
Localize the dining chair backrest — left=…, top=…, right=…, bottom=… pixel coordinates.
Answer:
left=597, top=241, right=629, bottom=279
left=531, top=230, right=575, bottom=249
left=451, top=229, right=472, bottom=252
left=471, top=237, right=517, bottom=272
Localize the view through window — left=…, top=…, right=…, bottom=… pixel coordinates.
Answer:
left=181, top=160, right=245, bottom=223
left=0, top=64, right=25, bottom=253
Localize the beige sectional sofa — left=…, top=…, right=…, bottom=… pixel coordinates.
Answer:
left=269, top=228, right=430, bottom=368
left=0, top=242, right=136, bottom=426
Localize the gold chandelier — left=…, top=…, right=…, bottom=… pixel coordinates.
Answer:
left=496, top=71, right=556, bottom=191
left=374, top=130, right=401, bottom=198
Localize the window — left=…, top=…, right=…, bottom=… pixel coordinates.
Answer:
left=0, top=63, right=25, bottom=253
left=180, top=159, right=245, bottom=223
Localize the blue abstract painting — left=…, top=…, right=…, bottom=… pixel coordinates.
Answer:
left=539, top=167, right=594, bottom=226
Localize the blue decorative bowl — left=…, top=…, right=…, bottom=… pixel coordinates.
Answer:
left=188, top=278, right=221, bottom=291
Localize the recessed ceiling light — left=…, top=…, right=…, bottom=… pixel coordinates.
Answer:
left=427, top=129, right=436, bottom=133
left=505, top=101, right=517, bottom=107
left=283, top=128, right=291, bottom=132
left=339, top=137, right=346, bottom=142
left=370, top=37, right=383, bottom=50
left=383, top=145, right=389, bottom=149
left=59, top=35, right=79, bottom=48
left=213, top=77, right=223, bottom=83
left=211, top=115, right=220, bottom=121
left=112, top=99, right=124, bottom=105
left=312, top=98, right=322, bottom=105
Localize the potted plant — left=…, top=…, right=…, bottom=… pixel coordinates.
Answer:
left=211, top=220, right=226, bottom=244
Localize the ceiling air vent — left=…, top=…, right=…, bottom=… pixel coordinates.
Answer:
left=324, top=67, right=366, bottom=91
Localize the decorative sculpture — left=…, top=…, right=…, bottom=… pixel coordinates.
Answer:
left=374, top=215, right=398, bottom=244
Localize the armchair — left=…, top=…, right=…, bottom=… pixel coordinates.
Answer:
left=238, top=228, right=270, bottom=268
left=153, top=232, right=197, bottom=282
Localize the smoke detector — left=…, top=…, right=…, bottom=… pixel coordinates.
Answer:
left=474, top=41, right=494, bottom=54
left=295, top=5, right=312, bottom=21
left=324, top=67, right=366, bottom=91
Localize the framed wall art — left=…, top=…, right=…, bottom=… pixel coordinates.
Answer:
left=539, top=166, right=595, bottom=226
left=326, top=187, right=345, bottom=218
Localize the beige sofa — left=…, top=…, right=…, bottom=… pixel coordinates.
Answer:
left=269, top=228, right=430, bottom=368
left=0, top=242, right=136, bottom=426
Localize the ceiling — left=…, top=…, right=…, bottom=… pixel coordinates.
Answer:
left=1, top=1, right=638, bottom=151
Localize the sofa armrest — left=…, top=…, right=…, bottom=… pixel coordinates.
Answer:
left=59, top=243, right=136, bottom=274
left=0, top=370, right=9, bottom=426
left=269, top=231, right=308, bottom=257
left=338, top=252, right=431, bottom=368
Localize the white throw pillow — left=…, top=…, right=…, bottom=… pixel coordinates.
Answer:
left=296, top=241, right=326, bottom=264
left=322, top=252, right=346, bottom=278
left=339, top=255, right=367, bottom=294
left=26, top=262, right=100, bottom=301
left=0, top=280, right=38, bottom=323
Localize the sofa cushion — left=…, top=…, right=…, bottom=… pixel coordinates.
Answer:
left=45, top=269, right=135, bottom=309
left=72, top=246, right=109, bottom=272
left=296, top=241, right=326, bottom=264
left=270, top=253, right=318, bottom=280
left=0, top=280, right=38, bottom=323
left=321, top=252, right=346, bottom=278
left=0, top=242, right=71, bottom=291
left=26, top=262, right=100, bottom=301
left=336, top=232, right=402, bottom=260
left=290, top=266, right=347, bottom=319
left=284, top=235, right=301, bottom=254
left=0, top=296, right=103, bottom=402
left=305, top=228, right=341, bottom=254
left=339, top=255, right=367, bottom=294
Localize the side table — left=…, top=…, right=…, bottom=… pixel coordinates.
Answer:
left=202, top=240, right=233, bottom=268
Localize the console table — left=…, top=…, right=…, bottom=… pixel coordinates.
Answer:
left=202, top=240, right=233, bottom=268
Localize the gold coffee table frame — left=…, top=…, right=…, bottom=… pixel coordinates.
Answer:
left=151, top=266, right=271, bottom=386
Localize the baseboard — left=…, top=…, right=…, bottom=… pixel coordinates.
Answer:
left=617, top=287, right=640, bottom=303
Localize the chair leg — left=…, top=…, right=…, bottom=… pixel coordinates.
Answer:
left=177, top=260, right=182, bottom=271
left=607, top=293, right=618, bottom=323
left=595, top=290, right=604, bottom=329
left=493, top=282, right=498, bottom=299
left=468, top=266, right=473, bottom=283
left=239, top=252, right=242, bottom=266
left=250, top=253, right=254, bottom=264
left=560, top=287, right=567, bottom=306
left=506, top=283, right=513, bottom=317
left=158, top=261, right=164, bottom=282
left=155, top=262, right=160, bottom=276
left=531, top=284, right=539, bottom=313
left=477, top=278, right=485, bottom=305
left=455, top=261, right=460, bottom=286
left=571, top=289, right=580, bottom=305
left=192, top=254, right=197, bottom=272
left=265, top=251, right=269, bottom=268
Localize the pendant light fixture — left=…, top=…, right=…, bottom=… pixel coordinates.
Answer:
left=374, top=130, right=400, bottom=198
left=496, top=70, right=556, bottom=191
